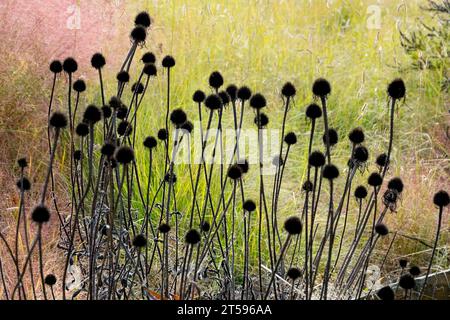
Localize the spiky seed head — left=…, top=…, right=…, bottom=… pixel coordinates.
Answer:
left=101, top=143, right=116, bottom=157
left=281, top=82, right=296, bottom=97
left=49, top=112, right=68, bottom=129
left=302, top=180, right=313, bottom=192
left=250, top=93, right=267, bottom=110
left=409, top=266, right=421, bottom=276
left=377, top=286, right=394, bottom=301
left=376, top=153, right=388, bottom=168
left=49, top=60, right=62, bottom=73
left=388, top=177, right=404, bottom=194
left=322, top=128, right=338, bottom=146
left=254, top=113, right=269, bottom=127
left=73, top=79, right=86, bottom=93
left=375, top=223, right=389, bottom=236
left=44, top=274, right=57, bottom=286
left=237, top=159, right=249, bottom=174
left=368, top=172, right=383, bottom=187
left=185, top=229, right=201, bottom=245
left=132, top=234, right=147, bottom=248
left=116, top=71, right=130, bottom=83
left=204, top=94, right=222, bottom=110
left=201, top=221, right=211, bottom=232
left=170, top=108, right=187, bottom=126
left=16, top=177, right=31, bottom=191
left=158, top=223, right=171, bottom=234
left=243, top=200, right=256, bottom=212
left=32, top=205, right=50, bottom=223
left=117, top=106, right=128, bottom=120
left=75, top=123, right=89, bottom=137
left=209, top=71, right=224, bottom=89
left=226, top=84, right=238, bottom=101
left=91, top=53, right=106, bottom=69
left=308, top=151, right=326, bottom=168
left=399, top=274, right=415, bottom=290
left=387, top=78, right=406, bottom=100
left=286, top=267, right=301, bottom=280
left=348, top=127, right=365, bottom=144
left=284, top=132, right=297, bottom=145
left=237, top=86, right=252, bottom=101
left=142, top=52, right=156, bottom=64
left=131, top=82, right=144, bottom=94
left=63, top=57, right=78, bottom=74
left=17, top=158, right=28, bottom=168
left=134, top=11, right=151, bottom=28
left=83, top=105, right=102, bottom=124
left=354, top=185, right=368, bottom=199
left=433, top=190, right=449, bottom=208
left=227, top=164, right=242, bottom=180
left=193, top=90, right=206, bottom=103
left=323, top=164, right=339, bottom=180
left=157, top=128, right=168, bottom=140
left=143, top=63, right=157, bottom=76
left=219, top=91, right=230, bottom=106
left=305, top=103, right=322, bottom=119
left=161, top=55, right=175, bottom=68
left=115, top=146, right=135, bottom=165
left=312, top=78, right=331, bottom=97
left=109, top=96, right=122, bottom=109
left=130, top=25, right=147, bottom=43
left=117, top=121, right=132, bottom=136
left=143, top=136, right=157, bottom=149
left=353, top=146, right=369, bottom=163
left=284, top=216, right=302, bottom=235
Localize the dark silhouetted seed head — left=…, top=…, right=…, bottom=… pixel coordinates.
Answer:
left=157, top=128, right=168, bottom=140
left=305, top=103, right=322, bottom=119
left=226, top=84, right=238, bottom=101
left=433, top=190, right=449, bottom=208
left=170, top=108, right=187, bottom=126
left=135, top=11, right=151, bottom=28
left=117, top=106, right=128, bottom=120
left=287, top=267, right=301, bottom=280
left=132, top=234, right=147, bottom=248
left=109, top=96, right=122, bottom=109
left=116, top=71, right=130, bottom=83
left=219, top=91, right=230, bottom=105
left=322, top=128, right=338, bottom=146
left=284, top=132, right=297, bottom=145
left=368, top=172, right=383, bottom=187
left=204, top=94, right=222, bottom=110
left=164, top=173, right=177, bottom=183
left=399, top=274, right=415, bottom=290
left=254, top=113, right=269, bottom=127
left=409, top=266, right=421, bottom=276
left=193, top=90, right=206, bottom=103
left=348, top=128, right=365, bottom=144
left=101, top=143, right=116, bottom=157
left=185, top=229, right=201, bottom=245
left=250, top=93, right=267, bottom=110
left=131, top=82, right=144, bottom=94
left=227, top=164, right=243, bottom=180
left=237, top=86, right=252, bottom=101
left=376, top=153, right=388, bottom=168
left=83, top=105, right=102, bottom=124
left=102, top=106, right=112, bottom=118
left=323, top=164, right=339, bottom=180
left=302, top=180, right=313, bottom=192
left=237, top=159, right=249, bottom=174
left=284, top=216, right=302, bottom=235
left=74, top=150, right=82, bottom=161
left=353, top=146, right=369, bottom=163
left=281, top=82, right=296, bottom=97
left=49, top=60, right=62, bottom=74
left=32, top=205, right=50, bottom=223
left=308, top=151, right=326, bottom=167
left=158, top=223, right=171, bottom=234
left=354, top=185, right=368, bottom=199
left=76, top=123, right=89, bottom=137
left=387, top=78, right=406, bottom=100
left=49, top=112, right=68, bottom=129
left=181, top=121, right=194, bottom=134
left=142, top=52, right=156, bottom=64
left=16, top=177, right=31, bottom=191
left=91, top=53, right=106, bottom=69
left=143, top=136, right=157, bottom=149
left=312, top=78, right=331, bottom=97
left=44, top=274, right=57, bottom=286
left=388, top=177, right=404, bottom=194
left=243, top=200, right=256, bottom=212
left=115, top=146, right=134, bottom=164
left=375, top=223, right=389, bottom=236
left=201, top=221, right=211, bottom=232
left=209, top=71, right=224, bottom=89
left=130, top=25, right=147, bottom=43
left=377, top=286, right=394, bottom=301
left=162, top=55, right=175, bottom=68
left=73, top=79, right=86, bottom=92
left=399, top=259, right=408, bottom=269
left=143, top=63, right=157, bottom=76
left=63, top=57, right=78, bottom=74
left=17, top=158, right=28, bottom=168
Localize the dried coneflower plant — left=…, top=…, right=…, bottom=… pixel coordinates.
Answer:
left=0, top=11, right=447, bottom=301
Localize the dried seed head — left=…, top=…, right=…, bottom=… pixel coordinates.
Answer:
left=181, top=121, right=194, bottom=134
left=284, top=216, right=302, bottom=235
left=286, top=267, right=301, bottom=280
left=185, top=229, right=201, bottom=245
left=143, top=63, right=157, bottom=76
left=158, top=223, right=171, bottom=234
left=322, top=164, right=339, bottom=180
left=17, top=158, right=28, bottom=168
left=161, top=55, right=175, bottom=68
left=209, top=71, right=224, bottom=89
left=117, top=71, right=130, bottom=83
left=16, top=177, right=31, bottom=191
left=101, top=143, right=116, bottom=157
left=193, top=90, right=206, bottom=103
left=348, top=127, right=365, bottom=144
left=375, top=223, right=389, bottom=236
left=63, top=57, right=78, bottom=74
left=32, top=205, right=50, bottom=224
left=254, top=113, right=269, bottom=127
left=399, top=259, right=408, bottom=269
left=353, top=146, right=369, bottom=163
left=409, top=266, right=421, bottom=276
left=91, top=53, right=106, bottom=69
left=226, top=84, right=238, bottom=101
left=354, top=185, right=368, bottom=199
left=49, top=112, right=68, bottom=129
left=142, top=52, right=156, bottom=64
left=133, top=234, right=147, bottom=248
left=134, top=11, right=151, bottom=28
left=377, top=286, right=394, bottom=301
left=130, top=25, right=147, bottom=43
left=387, top=78, right=406, bottom=100
left=308, top=151, right=326, bottom=168
left=83, top=105, right=102, bottom=124
left=399, top=274, right=415, bottom=290
left=115, top=146, right=135, bottom=164
left=49, top=60, right=62, bottom=74
left=237, top=86, right=252, bottom=101
left=157, top=128, right=168, bottom=140
left=433, top=190, right=449, bottom=208
left=73, top=79, right=86, bottom=93
left=204, top=94, right=222, bottom=110
left=322, top=128, right=338, bottom=146
left=305, top=103, right=322, bottom=119
left=201, top=221, right=211, bottom=232
left=243, top=200, right=256, bottom=212
left=75, top=123, right=89, bottom=137
left=312, top=78, right=331, bottom=97
left=170, top=108, right=187, bottom=126
left=118, top=120, right=133, bottom=136
left=44, top=274, right=57, bottom=286
left=227, top=164, right=243, bottom=180
left=388, top=177, right=404, bottom=194
left=368, top=172, right=383, bottom=187
left=376, top=153, right=388, bottom=168
left=250, top=93, right=267, bottom=110
left=281, top=82, right=296, bottom=97
left=143, top=136, right=157, bottom=149
left=284, top=132, right=297, bottom=145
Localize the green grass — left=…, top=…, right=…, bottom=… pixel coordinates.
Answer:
left=84, top=0, right=448, bottom=285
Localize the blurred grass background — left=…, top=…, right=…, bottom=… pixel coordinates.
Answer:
left=0, top=0, right=448, bottom=292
